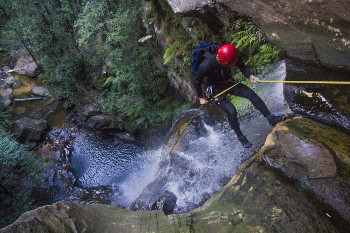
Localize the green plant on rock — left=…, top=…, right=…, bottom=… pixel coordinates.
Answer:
left=226, top=19, right=281, bottom=73
left=163, top=41, right=181, bottom=65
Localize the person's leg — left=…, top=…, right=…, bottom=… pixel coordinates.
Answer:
left=229, top=83, right=284, bottom=126
left=215, top=98, right=252, bottom=148
left=229, top=83, right=270, bottom=117
left=216, top=99, right=242, bottom=136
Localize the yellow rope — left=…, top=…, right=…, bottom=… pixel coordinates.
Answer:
left=155, top=82, right=241, bottom=175
left=259, top=80, right=350, bottom=84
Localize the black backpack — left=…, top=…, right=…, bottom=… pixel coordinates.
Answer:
left=192, top=41, right=219, bottom=74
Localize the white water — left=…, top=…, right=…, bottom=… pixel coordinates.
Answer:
left=164, top=122, right=249, bottom=212
left=111, top=148, right=163, bottom=208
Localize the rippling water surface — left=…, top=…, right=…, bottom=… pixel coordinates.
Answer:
left=70, top=132, right=145, bottom=187
left=69, top=130, right=163, bottom=208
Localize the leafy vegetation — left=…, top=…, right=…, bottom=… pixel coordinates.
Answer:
left=0, top=0, right=187, bottom=131
left=0, top=131, right=43, bottom=228
left=0, top=97, right=13, bottom=130
left=146, top=0, right=202, bottom=71
left=225, top=19, right=282, bottom=75
left=74, top=0, right=187, bottom=131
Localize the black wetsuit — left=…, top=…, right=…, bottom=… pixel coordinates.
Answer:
left=193, top=51, right=271, bottom=137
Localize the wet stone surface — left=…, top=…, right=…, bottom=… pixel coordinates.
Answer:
left=285, top=59, right=350, bottom=133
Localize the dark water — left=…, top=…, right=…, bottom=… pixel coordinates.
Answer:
left=70, top=131, right=145, bottom=187
left=64, top=128, right=163, bottom=209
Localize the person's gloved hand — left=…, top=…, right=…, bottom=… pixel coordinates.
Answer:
left=250, top=74, right=260, bottom=84
left=199, top=98, right=207, bottom=105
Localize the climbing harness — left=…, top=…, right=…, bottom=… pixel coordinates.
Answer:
left=259, top=80, right=350, bottom=85
left=155, top=82, right=241, bottom=174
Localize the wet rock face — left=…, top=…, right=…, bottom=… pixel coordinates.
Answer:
left=284, top=59, right=350, bottom=134
left=132, top=61, right=289, bottom=214
left=151, top=190, right=177, bottom=215
left=165, top=0, right=350, bottom=70
left=259, top=117, right=350, bottom=224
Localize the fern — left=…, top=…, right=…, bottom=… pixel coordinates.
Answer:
left=163, top=42, right=180, bottom=65
left=103, top=76, right=115, bottom=86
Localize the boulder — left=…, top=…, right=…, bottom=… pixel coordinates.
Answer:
left=11, top=117, right=48, bottom=149
left=85, top=114, right=119, bottom=129
left=0, top=75, right=15, bottom=88
left=86, top=115, right=112, bottom=129
left=116, top=132, right=136, bottom=142
left=80, top=104, right=102, bottom=120
left=13, top=52, right=41, bottom=77
left=131, top=175, right=168, bottom=211
left=262, top=128, right=338, bottom=179
left=151, top=190, right=177, bottom=215
left=0, top=88, right=13, bottom=107
left=31, top=86, right=50, bottom=96
left=258, top=117, right=350, bottom=223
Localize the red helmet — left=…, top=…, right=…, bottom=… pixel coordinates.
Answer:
left=217, top=44, right=238, bottom=67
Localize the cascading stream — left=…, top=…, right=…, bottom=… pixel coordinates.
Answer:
left=59, top=60, right=349, bottom=213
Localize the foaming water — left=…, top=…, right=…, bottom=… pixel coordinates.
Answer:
left=111, top=148, right=163, bottom=208
left=162, top=121, right=249, bottom=213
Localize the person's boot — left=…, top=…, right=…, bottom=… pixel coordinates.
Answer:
left=238, top=135, right=252, bottom=148
left=267, top=114, right=285, bottom=127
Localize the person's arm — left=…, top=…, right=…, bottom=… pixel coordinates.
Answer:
left=193, top=61, right=210, bottom=104
left=235, top=56, right=259, bottom=83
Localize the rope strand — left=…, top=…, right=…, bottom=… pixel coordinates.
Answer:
left=259, top=80, right=350, bottom=84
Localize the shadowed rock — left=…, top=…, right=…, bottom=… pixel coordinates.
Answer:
left=151, top=190, right=177, bottom=215
left=11, top=117, right=48, bottom=149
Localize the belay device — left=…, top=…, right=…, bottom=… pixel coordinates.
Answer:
left=192, top=41, right=219, bottom=74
